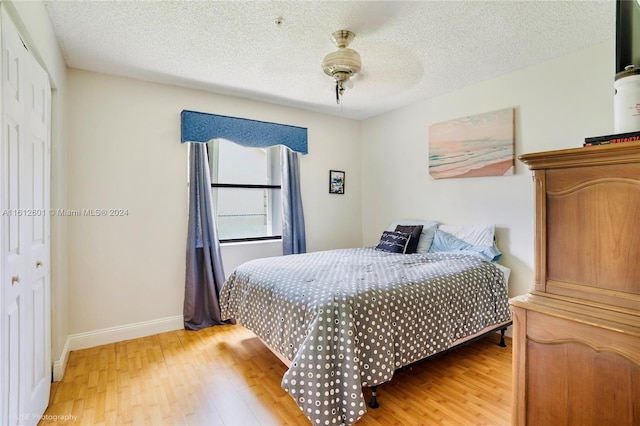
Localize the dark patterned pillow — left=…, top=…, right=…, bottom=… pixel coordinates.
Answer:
left=375, top=230, right=411, bottom=253
left=394, top=224, right=423, bottom=254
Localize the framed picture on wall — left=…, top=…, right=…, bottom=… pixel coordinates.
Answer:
left=428, top=107, right=515, bottom=179
left=329, top=170, right=345, bottom=194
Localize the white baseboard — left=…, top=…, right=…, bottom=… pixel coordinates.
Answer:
left=52, top=315, right=183, bottom=381
left=52, top=338, right=71, bottom=382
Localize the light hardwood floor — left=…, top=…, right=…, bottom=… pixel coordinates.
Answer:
left=41, top=325, right=512, bottom=425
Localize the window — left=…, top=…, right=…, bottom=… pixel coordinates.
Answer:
left=208, top=139, right=282, bottom=242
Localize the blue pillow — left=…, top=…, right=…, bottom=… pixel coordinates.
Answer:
left=375, top=231, right=411, bottom=254
left=429, top=229, right=502, bottom=262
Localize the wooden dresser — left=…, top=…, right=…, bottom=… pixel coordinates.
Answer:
left=511, top=142, right=640, bottom=426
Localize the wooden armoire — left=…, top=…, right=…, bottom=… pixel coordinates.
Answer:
left=512, top=142, right=640, bottom=425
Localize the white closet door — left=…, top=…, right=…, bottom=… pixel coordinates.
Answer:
left=1, top=7, right=51, bottom=426
left=24, top=29, right=51, bottom=423
left=1, top=9, right=30, bottom=425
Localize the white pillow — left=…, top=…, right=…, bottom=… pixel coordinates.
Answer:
left=386, top=219, right=439, bottom=254
left=437, top=224, right=495, bottom=247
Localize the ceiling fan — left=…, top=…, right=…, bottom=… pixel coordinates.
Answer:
left=321, top=30, right=362, bottom=104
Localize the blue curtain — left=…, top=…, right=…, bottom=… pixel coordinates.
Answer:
left=181, top=110, right=307, bottom=328
left=281, top=147, right=307, bottom=255
left=183, top=144, right=233, bottom=330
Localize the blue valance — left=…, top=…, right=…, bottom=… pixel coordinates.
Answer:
left=181, top=110, right=308, bottom=154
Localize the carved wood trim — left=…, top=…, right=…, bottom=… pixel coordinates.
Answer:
left=510, top=306, right=527, bottom=426
left=546, top=279, right=640, bottom=312
left=532, top=170, right=546, bottom=292
left=518, top=141, right=640, bottom=170
left=525, top=335, right=640, bottom=368
left=546, top=177, right=640, bottom=196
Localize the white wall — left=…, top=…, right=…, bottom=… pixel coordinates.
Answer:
left=361, top=41, right=615, bottom=299
left=4, top=0, right=617, bottom=373
left=66, top=69, right=362, bottom=335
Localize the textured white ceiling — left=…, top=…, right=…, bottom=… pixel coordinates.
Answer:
left=44, top=0, right=615, bottom=120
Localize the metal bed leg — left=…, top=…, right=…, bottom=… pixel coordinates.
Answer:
left=369, top=386, right=380, bottom=409
left=498, top=327, right=507, bottom=347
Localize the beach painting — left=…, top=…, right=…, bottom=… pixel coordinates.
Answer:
left=428, top=108, right=514, bottom=179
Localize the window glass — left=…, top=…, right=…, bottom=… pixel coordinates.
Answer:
left=208, top=139, right=282, bottom=242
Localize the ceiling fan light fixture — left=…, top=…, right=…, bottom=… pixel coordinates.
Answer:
left=322, top=30, right=362, bottom=104
left=322, top=48, right=362, bottom=77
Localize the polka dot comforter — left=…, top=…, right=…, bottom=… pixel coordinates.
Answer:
left=220, top=248, right=511, bottom=426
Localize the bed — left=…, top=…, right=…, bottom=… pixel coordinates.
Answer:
left=219, top=221, right=512, bottom=425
